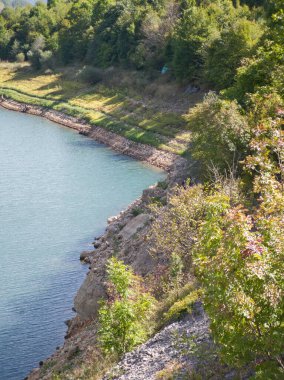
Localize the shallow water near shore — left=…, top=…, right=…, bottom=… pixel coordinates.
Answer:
left=0, top=108, right=165, bottom=380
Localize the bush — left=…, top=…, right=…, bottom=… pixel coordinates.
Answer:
left=15, top=52, right=25, bottom=63
left=131, top=207, right=144, bottom=217
left=157, top=181, right=168, bottom=190
left=150, top=185, right=206, bottom=266
left=163, top=289, right=200, bottom=324
left=193, top=184, right=284, bottom=374
left=187, top=92, right=250, bottom=177
left=98, top=258, right=155, bottom=357
left=77, top=66, right=104, bottom=85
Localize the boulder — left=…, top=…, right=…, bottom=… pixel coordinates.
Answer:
left=118, top=214, right=150, bottom=241
left=80, top=251, right=92, bottom=263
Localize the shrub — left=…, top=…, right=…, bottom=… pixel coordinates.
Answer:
left=150, top=185, right=206, bottom=266
left=193, top=185, right=284, bottom=375
left=77, top=66, right=104, bottom=85
left=131, top=207, right=144, bottom=217
left=187, top=92, right=250, bottom=177
left=157, top=181, right=168, bottom=190
left=98, top=258, right=155, bottom=357
left=163, top=289, right=200, bottom=324
left=15, top=52, right=25, bottom=63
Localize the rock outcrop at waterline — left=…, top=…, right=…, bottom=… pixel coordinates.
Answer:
left=0, top=97, right=182, bottom=171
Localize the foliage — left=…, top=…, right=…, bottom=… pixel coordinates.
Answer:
left=0, top=0, right=284, bottom=376
left=15, top=52, right=25, bottom=62
left=193, top=185, right=284, bottom=373
left=187, top=92, right=250, bottom=177
left=224, top=1, right=284, bottom=102
left=171, top=3, right=218, bottom=82
left=150, top=185, right=206, bottom=266
left=150, top=105, right=284, bottom=373
left=204, top=18, right=264, bottom=90
left=98, top=258, right=155, bottom=357
left=152, top=280, right=199, bottom=329
left=0, top=0, right=267, bottom=90
left=191, top=114, right=284, bottom=374
left=162, top=289, right=200, bottom=324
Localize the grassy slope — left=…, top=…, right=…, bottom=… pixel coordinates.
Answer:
left=0, top=63, right=200, bottom=155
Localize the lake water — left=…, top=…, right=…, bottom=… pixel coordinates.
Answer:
left=0, top=108, right=165, bottom=380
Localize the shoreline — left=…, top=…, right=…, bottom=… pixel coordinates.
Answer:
left=0, top=95, right=189, bottom=379
left=0, top=97, right=183, bottom=172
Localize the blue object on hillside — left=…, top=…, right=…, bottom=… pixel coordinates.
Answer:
left=161, top=65, right=169, bottom=74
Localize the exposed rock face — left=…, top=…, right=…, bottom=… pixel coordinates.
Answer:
left=27, top=182, right=175, bottom=379
left=118, top=213, right=150, bottom=241
left=74, top=206, right=158, bottom=320
left=103, top=303, right=250, bottom=380
left=72, top=158, right=192, bottom=323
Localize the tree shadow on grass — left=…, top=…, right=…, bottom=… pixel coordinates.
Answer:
left=1, top=64, right=200, bottom=154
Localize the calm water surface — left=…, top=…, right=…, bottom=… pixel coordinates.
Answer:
left=0, top=108, right=165, bottom=380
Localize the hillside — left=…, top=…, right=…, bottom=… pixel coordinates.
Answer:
left=0, top=63, right=201, bottom=155
left=0, top=1, right=283, bottom=379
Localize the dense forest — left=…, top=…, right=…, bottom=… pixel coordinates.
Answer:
left=0, top=0, right=281, bottom=96
left=0, top=0, right=283, bottom=379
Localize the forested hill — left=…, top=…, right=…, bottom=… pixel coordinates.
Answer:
left=0, top=1, right=284, bottom=379
left=0, top=0, right=281, bottom=98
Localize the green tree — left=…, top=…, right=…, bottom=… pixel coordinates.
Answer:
left=204, top=18, right=264, bottom=90
left=192, top=114, right=284, bottom=376
left=171, top=4, right=216, bottom=81
left=98, top=258, right=155, bottom=357
left=58, top=0, right=94, bottom=64
left=187, top=92, right=250, bottom=177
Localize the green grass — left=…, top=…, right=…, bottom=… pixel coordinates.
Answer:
left=0, top=63, right=192, bottom=155
left=152, top=281, right=202, bottom=330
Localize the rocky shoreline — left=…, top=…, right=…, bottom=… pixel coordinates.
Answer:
left=0, top=97, right=180, bottom=171
left=0, top=96, right=195, bottom=379
left=26, top=154, right=190, bottom=380
left=27, top=156, right=188, bottom=380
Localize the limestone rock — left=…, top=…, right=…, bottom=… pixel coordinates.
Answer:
left=118, top=214, right=150, bottom=241
left=74, top=271, right=107, bottom=320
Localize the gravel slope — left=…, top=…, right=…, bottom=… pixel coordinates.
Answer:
left=103, top=303, right=211, bottom=380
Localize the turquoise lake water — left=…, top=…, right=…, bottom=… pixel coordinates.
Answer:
left=0, top=108, right=165, bottom=380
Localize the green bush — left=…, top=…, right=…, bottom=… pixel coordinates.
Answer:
left=187, top=92, right=250, bottom=177
left=163, top=289, right=200, bottom=324
left=98, top=258, right=155, bottom=357
left=77, top=66, right=104, bottom=85
left=193, top=178, right=284, bottom=373
left=131, top=207, right=144, bottom=217
left=157, top=181, right=168, bottom=190
left=15, top=52, right=25, bottom=63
